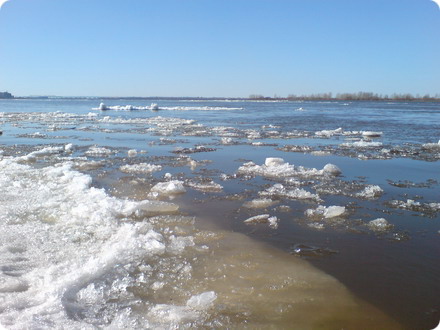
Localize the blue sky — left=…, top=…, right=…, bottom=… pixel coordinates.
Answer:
left=0, top=0, right=439, bottom=97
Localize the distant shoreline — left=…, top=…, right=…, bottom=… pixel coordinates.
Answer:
left=2, top=92, right=440, bottom=102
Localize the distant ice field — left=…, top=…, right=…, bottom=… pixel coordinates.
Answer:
left=0, top=98, right=438, bottom=329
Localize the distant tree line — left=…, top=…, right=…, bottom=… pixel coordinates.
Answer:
left=249, top=92, right=440, bottom=102
left=0, top=91, right=14, bottom=99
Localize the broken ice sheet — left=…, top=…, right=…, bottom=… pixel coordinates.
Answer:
left=385, top=199, right=440, bottom=218
left=260, top=184, right=322, bottom=203
left=290, top=243, right=338, bottom=258
left=237, top=157, right=341, bottom=179
left=242, top=198, right=278, bottom=209
left=367, top=218, right=394, bottom=232
left=243, top=214, right=279, bottom=229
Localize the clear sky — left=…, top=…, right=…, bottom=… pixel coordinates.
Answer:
left=0, top=0, right=439, bottom=97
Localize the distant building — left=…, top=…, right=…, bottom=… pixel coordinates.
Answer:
left=0, top=91, right=14, bottom=99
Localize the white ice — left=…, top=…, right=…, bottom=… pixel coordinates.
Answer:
left=150, top=180, right=186, bottom=197
left=305, top=205, right=346, bottom=219
left=367, top=218, right=393, bottom=232
left=237, top=157, right=342, bottom=179
left=120, top=163, right=162, bottom=174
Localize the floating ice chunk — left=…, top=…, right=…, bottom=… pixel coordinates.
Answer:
left=324, top=206, right=346, bottom=218
left=30, top=146, right=64, bottom=157
left=305, top=205, right=346, bottom=219
left=186, top=180, right=223, bottom=192
left=311, top=151, right=331, bottom=156
left=120, top=163, right=162, bottom=174
left=237, top=158, right=326, bottom=179
left=362, top=131, right=383, bottom=137
left=268, top=216, right=279, bottom=229
left=127, top=149, right=137, bottom=157
left=243, top=214, right=279, bottom=229
left=323, top=164, right=342, bottom=176
left=367, top=218, right=393, bottom=232
left=73, top=160, right=104, bottom=171
left=422, top=140, right=440, bottom=149
left=168, top=235, right=195, bottom=254
left=16, top=146, right=65, bottom=163
left=308, top=223, right=325, bottom=230
left=244, top=214, right=270, bottom=224
left=387, top=199, right=440, bottom=216
left=64, top=143, right=74, bottom=153
left=243, top=198, right=277, bottom=209
left=356, top=185, right=383, bottom=199
left=186, top=291, right=217, bottom=310
left=150, top=180, right=186, bottom=196
left=148, top=304, right=199, bottom=324
left=265, top=157, right=285, bottom=167
left=315, top=128, right=343, bottom=137
left=342, top=140, right=383, bottom=148
left=221, top=137, right=235, bottom=145
left=260, top=184, right=321, bottom=202
left=85, top=146, right=115, bottom=156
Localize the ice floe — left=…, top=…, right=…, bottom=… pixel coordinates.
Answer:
left=85, top=146, right=117, bottom=156
left=149, top=180, right=187, bottom=197
left=386, top=199, right=440, bottom=217
left=93, top=104, right=243, bottom=111
left=243, top=214, right=279, bottom=229
left=362, top=131, right=383, bottom=138
left=242, top=198, right=278, bottom=209
left=367, top=218, right=393, bottom=232
left=186, top=180, right=223, bottom=193
left=260, top=184, right=322, bottom=202
left=356, top=185, right=384, bottom=199
left=305, top=205, right=346, bottom=219
left=237, top=157, right=341, bottom=179
left=422, top=140, right=440, bottom=149
left=120, top=163, right=163, bottom=174
left=341, top=140, right=383, bottom=148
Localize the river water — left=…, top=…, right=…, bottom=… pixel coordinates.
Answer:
left=0, top=98, right=439, bottom=329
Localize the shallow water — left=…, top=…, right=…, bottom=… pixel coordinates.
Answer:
left=0, top=98, right=439, bottom=329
